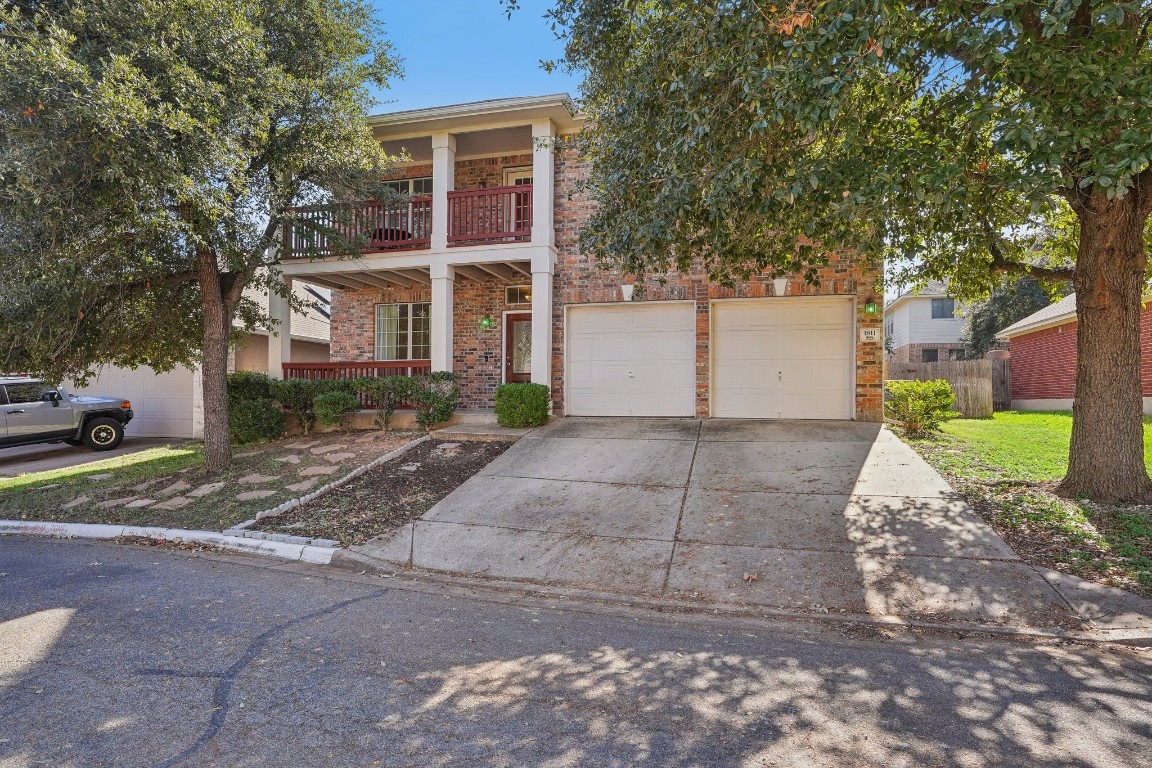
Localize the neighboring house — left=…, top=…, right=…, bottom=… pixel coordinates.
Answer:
left=67, top=283, right=330, bottom=438
left=274, top=94, right=884, bottom=421
left=997, top=293, right=1152, bottom=413
left=885, top=281, right=968, bottom=363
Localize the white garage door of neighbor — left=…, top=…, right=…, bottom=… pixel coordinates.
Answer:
left=566, top=303, right=696, bottom=417
left=67, top=365, right=199, bottom=438
left=712, top=297, right=854, bottom=419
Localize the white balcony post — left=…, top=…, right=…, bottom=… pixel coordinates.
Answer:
left=267, top=275, right=292, bottom=379
left=530, top=251, right=554, bottom=393
left=431, top=132, right=456, bottom=250
left=531, top=119, right=555, bottom=247
left=430, top=263, right=455, bottom=372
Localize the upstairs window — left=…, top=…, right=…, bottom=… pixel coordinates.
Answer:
left=931, top=298, right=956, bottom=319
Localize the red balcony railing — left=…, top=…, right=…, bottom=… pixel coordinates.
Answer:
left=283, top=184, right=533, bottom=258
left=283, top=360, right=432, bottom=380
left=285, top=197, right=431, bottom=258
left=283, top=360, right=433, bottom=408
left=448, top=184, right=532, bottom=246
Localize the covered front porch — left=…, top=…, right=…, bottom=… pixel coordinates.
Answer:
left=271, top=245, right=555, bottom=409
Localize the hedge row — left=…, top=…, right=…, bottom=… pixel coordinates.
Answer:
left=225, top=371, right=461, bottom=443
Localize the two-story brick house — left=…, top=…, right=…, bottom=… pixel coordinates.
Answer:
left=272, top=94, right=884, bottom=421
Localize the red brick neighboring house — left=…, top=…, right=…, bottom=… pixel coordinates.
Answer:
left=996, top=293, right=1152, bottom=413
left=274, top=95, right=884, bottom=421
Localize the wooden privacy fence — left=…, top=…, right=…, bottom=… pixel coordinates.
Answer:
left=886, top=358, right=1011, bottom=418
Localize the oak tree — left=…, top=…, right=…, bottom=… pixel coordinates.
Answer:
left=527, top=0, right=1152, bottom=501
left=0, top=0, right=397, bottom=470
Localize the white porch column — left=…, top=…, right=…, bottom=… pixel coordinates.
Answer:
left=430, top=263, right=455, bottom=372
left=431, top=132, right=456, bottom=250
left=531, top=119, right=555, bottom=247
left=267, top=275, right=292, bottom=379
left=530, top=251, right=554, bottom=391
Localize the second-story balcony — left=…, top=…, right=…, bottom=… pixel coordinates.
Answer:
left=284, top=184, right=532, bottom=259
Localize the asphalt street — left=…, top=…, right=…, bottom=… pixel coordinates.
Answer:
left=2, top=536, right=1150, bottom=767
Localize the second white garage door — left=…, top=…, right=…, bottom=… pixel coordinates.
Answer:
left=712, top=297, right=854, bottom=419
left=566, top=302, right=696, bottom=417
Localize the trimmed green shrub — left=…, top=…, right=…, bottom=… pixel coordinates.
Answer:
left=495, top=383, right=550, bottom=427
left=412, top=371, right=459, bottom=432
left=229, top=398, right=286, bottom=444
left=356, top=375, right=416, bottom=430
left=313, top=390, right=360, bottom=431
left=885, top=379, right=960, bottom=437
left=270, top=377, right=321, bottom=434
left=227, top=371, right=273, bottom=404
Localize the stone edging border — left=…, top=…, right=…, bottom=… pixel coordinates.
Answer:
left=0, top=434, right=432, bottom=567
left=227, top=434, right=430, bottom=531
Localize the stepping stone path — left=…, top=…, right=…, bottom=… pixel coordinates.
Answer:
left=355, top=434, right=381, bottom=444
left=131, top=478, right=167, bottom=493
left=400, top=463, right=420, bottom=472
left=287, top=440, right=322, bottom=449
left=153, top=496, right=192, bottom=511
left=125, top=499, right=156, bottom=509
left=286, top=479, right=319, bottom=493
left=97, top=497, right=136, bottom=510
left=86, top=474, right=114, bottom=482
left=157, top=481, right=192, bottom=498
left=236, top=490, right=276, bottom=501
left=310, top=444, right=349, bottom=455
left=63, top=495, right=90, bottom=509
left=275, top=455, right=301, bottom=464
left=432, top=442, right=461, bottom=457
left=187, top=482, right=226, bottom=498
left=299, top=465, right=339, bottom=477
left=323, top=453, right=356, bottom=463
left=237, top=474, right=278, bottom=485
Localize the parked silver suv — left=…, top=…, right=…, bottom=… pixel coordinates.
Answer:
left=0, top=377, right=134, bottom=451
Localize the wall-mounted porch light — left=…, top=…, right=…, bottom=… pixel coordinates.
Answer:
left=772, top=278, right=787, bottom=296
left=863, top=297, right=878, bottom=314
left=620, top=284, right=635, bottom=301
left=479, top=314, right=494, bottom=329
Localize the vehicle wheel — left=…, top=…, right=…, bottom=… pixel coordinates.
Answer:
left=82, top=417, right=124, bottom=451
left=64, top=438, right=84, bottom=447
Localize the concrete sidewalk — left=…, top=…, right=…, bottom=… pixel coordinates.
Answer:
left=345, top=418, right=1152, bottom=641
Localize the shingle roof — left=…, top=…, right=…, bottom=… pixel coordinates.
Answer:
left=884, top=280, right=951, bottom=308
left=240, top=281, right=331, bottom=343
left=995, top=293, right=1077, bottom=339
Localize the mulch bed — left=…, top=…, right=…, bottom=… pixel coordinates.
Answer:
left=252, top=438, right=511, bottom=546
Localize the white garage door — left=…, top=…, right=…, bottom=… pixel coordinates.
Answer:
left=712, top=297, right=854, bottom=419
left=67, top=365, right=200, bottom=438
left=566, top=302, right=696, bottom=417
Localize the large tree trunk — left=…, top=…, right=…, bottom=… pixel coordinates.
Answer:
left=1056, top=192, right=1152, bottom=502
left=196, top=248, right=233, bottom=473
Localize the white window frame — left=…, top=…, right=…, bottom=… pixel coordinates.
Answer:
left=503, top=167, right=533, bottom=187
left=505, top=285, right=532, bottom=305
left=375, top=302, right=431, bottom=361
left=383, top=176, right=433, bottom=196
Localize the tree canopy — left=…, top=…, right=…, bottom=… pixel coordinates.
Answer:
left=961, top=276, right=1070, bottom=358
left=0, top=0, right=398, bottom=467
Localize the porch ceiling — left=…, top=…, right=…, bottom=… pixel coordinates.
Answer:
left=293, top=261, right=532, bottom=292
left=381, top=125, right=532, bottom=164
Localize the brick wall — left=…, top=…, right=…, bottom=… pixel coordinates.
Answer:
left=1010, top=308, right=1152, bottom=401
left=328, top=277, right=517, bottom=409
left=888, top=342, right=968, bottom=364
left=551, top=146, right=885, bottom=421
left=385, top=154, right=533, bottom=189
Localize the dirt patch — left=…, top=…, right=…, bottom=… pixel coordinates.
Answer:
left=252, top=439, right=511, bottom=546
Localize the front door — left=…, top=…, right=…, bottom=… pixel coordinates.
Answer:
left=505, top=312, right=532, bottom=383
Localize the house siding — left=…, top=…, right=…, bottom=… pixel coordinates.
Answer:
left=1009, top=307, right=1152, bottom=402
left=550, top=146, right=884, bottom=421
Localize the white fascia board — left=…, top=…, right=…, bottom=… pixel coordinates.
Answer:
left=369, top=94, right=583, bottom=137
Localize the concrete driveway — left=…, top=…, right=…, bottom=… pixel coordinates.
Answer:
left=354, top=418, right=1152, bottom=636
left=0, top=437, right=181, bottom=477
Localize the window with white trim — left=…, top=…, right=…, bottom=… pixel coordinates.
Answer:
left=383, top=177, right=433, bottom=196
left=931, top=298, right=956, bottom=319
left=375, top=303, right=431, bottom=360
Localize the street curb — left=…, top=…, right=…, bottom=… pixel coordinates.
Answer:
left=249, top=435, right=431, bottom=523
left=328, top=550, right=1152, bottom=647
left=0, top=520, right=338, bottom=564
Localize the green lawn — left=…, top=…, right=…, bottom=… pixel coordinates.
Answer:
left=905, top=411, right=1152, bottom=597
